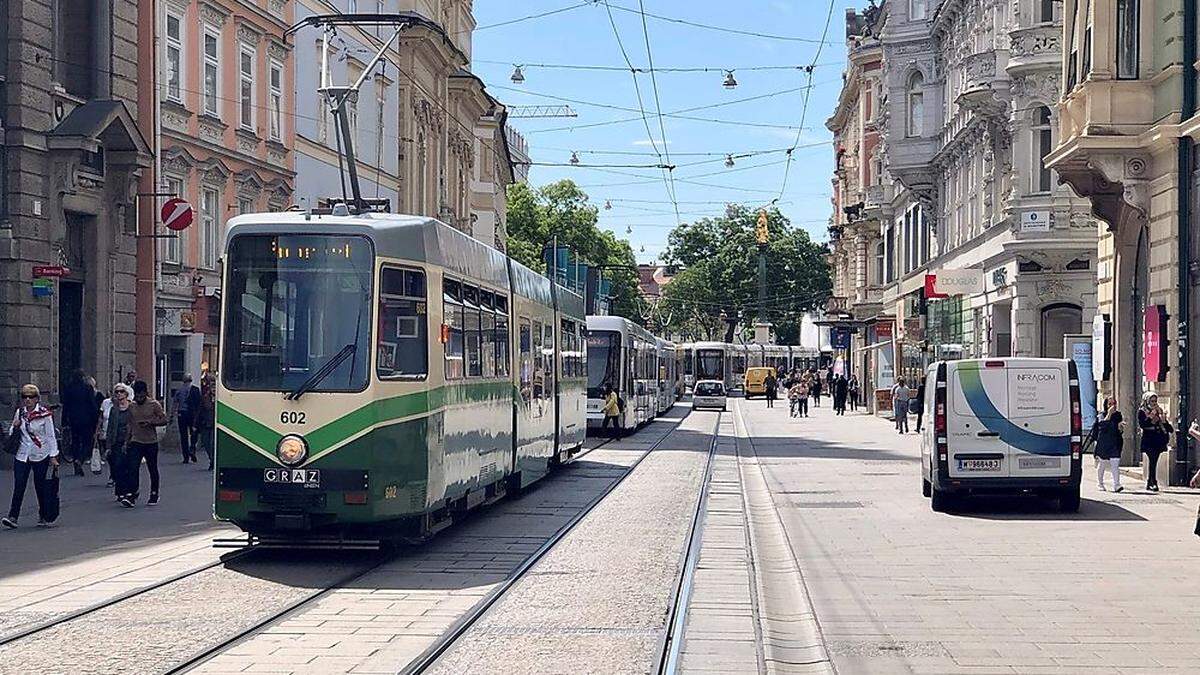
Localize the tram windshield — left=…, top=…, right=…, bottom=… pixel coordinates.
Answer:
left=222, top=234, right=374, bottom=392
left=696, top=349, right=724, bottom=381
left=587, top=331, right=621, bottom=398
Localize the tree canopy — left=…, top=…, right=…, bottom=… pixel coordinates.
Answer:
left=505, top=180, right=642, bottom=319
left=657, top=205, right=831, bottom=344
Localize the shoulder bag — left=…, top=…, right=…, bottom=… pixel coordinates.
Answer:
left=3, top=413, right=22, bottom=456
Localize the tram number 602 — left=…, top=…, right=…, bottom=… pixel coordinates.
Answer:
left=280, top=411, right=307, bottom=425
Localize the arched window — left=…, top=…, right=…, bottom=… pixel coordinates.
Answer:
left=1033, top=107, right=1052, bottom=193
left=906, top=73, right=924, bottom=138
left=1040, top=304, right=1082, bottom=358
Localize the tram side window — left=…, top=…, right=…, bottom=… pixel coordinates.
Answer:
left=543, top=322, right=555, bottom=393
left=443, top=279, right=464, bottom=380
left=496, top=295, right=510, bottom=377
left=377, top=267, right=427, bottom=379
left=519, top=318, right=532, bottom=403
left=463, top=284, right=482, bottom=378
left=480, top=290, right=496, bottom=377
left=532, top=319, right=545, bottom=399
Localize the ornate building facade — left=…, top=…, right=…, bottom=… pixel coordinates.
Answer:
left=830, top=0, right=1098, bottom=403
left=1048, top=0, right=1197, bottom=482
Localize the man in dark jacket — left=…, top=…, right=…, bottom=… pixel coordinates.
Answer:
left=173, top=375, right=201, bottom=463
left=61, top=370, right=99, bottom=476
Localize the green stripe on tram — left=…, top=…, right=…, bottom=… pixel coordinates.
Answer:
left=218, top=380, right=516, bottom=456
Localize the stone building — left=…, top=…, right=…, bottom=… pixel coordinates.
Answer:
left=153, top=0, right=296, bottom=394
left=1048, top=0, right=1197, bottom=482
left=0, top=0, right=151, bottom=410
left=829, top=0, right=1098, bottom=399
left=292, top=0, right=514, bottom=249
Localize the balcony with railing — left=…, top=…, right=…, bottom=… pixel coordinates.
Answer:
left=863, top=183, right=894, bottom=220
left=1007, top=25, right=1060, bottom=73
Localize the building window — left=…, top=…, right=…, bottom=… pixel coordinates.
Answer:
left=346, top=62, right=363, bottom=150
left=884, top=223, right=895, bottom=282
left=269, top=60, right=283, bottom=141
left=1117, top=0, right=1139, bottom=79
left=1081, top=0, right=1093, bottom=79
left=203, top=29, right=221, bottom=117
left=1033, top=107, right=1053, bottom=193
left=417, top=131, right=427, bottom=215
left=919, top=208, right=930, bottom=264
left=239, top=47, right=255, bottom=131
left=910, top=0, right=926, bottom=21
left=162, top=178, right=184, bottom=265
left=906, top=72, right=924, bottom=138
left=377, top=267, right=428, bottom=379
left=238, top=197, right=254, bottom=215
left=200, top=187, right=219, bottom=269
left=1038, top=0, right=1054, bottom=22
left=56, top=0, right=95, bottom=98
left=165, top=11, right=184, bottom=103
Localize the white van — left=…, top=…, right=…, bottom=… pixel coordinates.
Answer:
left=920, top=358, right=1084, bottom=512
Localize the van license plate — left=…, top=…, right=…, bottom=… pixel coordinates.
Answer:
left=264, top=468, right=321, bottom=488
left=958, top=459, right=1001, bottom=472
left=1018, top=456, right=1061, bottom=469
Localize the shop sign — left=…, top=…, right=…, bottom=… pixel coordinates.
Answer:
left=904, top=317, right=923, bottom=341
left=925, top=269, right=983, bottom=298
left=1091, top=313, right=1111, bottom=381
left=1143, top=305, right=1168, bottom=383
left=31, top=278, right=53, bottom=297
left=33, top=265, right=70, bottom=278
left=831, top=327, right=851, bottom=350
left=875, top=321, right=893, bottom=339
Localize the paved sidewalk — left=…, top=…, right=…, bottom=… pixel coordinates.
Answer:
left=0, top=451, right=233, bottom=638
left=739, top=399, right=1200, bottom=674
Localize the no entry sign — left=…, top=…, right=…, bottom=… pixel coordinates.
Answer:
left=161, top=197, right=194, bottom=231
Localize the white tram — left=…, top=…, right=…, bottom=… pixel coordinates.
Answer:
left=654, top=337, right=678, bottom=415
left=585, top=315, right=657, bottom=432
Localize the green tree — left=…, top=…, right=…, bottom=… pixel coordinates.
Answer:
left=659, top=205, right=831, bottom=344
left=505, top=180, right=642, bottom=319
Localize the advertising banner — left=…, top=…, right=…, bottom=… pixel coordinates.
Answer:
left=1065, top=334, right=1097, bottom=432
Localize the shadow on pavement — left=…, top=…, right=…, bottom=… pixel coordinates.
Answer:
left=943, top=495, right=1147, bottom=522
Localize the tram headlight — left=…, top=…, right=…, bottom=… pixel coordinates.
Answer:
left=276, top=434, right=308, bottom=467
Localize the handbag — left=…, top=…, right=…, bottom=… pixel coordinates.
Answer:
left=89, top=444, right=103, bottom=475
left=908, top=398, right=920, bottom=414
left=3, top=425, right=20, bottom=456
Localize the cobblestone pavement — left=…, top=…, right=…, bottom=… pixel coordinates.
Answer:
left=192, top=411, right=685, bottom=675
left=0, top=446, right=235, bottom=639
left=738, top=398, right=1200, bottom=674
left=426, top=408, right=718, bottom=675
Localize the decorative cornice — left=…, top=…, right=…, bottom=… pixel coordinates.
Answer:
left=200, top=1, right=229, bottom=27
left=237, top=22, right=263, bottom=46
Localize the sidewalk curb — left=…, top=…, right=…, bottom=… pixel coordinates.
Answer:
left=733, top=401, right=835, bottom=675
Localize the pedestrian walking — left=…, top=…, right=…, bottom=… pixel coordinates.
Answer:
left=123, top=370, right=137, bottom=387
left=914, top=377, right=927, bottom=432
left=1091, top=396, right=1125, bottom=492
left=61, top=370, right=99, bottom=476
left=106, top=384, right=134, bottom=501
left=173, top=374, right=201, bottom=463
left=196, top=376, right=216, bottom=471
left=1137, top=392, right=1172, bottom=492
left=891, top=378, right=911, bottom=434
left=118, top=380, right=168, bottom=507
left=99, top=385, right=115, bottom=485
left=787, top=380, right=802, bottom=418
left=765, top=371, right=778, bottom=409
left=848, top=374, right=861, bottom=411
left=811, top=375, right=822, bottom=408
left=601, top=386, right=621, bottom=437
left=3, top=384, right=61, bottom=528
left=832, top=374, right=848, bottom=415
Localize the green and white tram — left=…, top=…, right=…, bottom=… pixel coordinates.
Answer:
left=213, top=212, right=586, bottom=544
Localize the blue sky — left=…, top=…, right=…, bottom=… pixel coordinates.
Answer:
left=471, top=1, right=853, bottom=263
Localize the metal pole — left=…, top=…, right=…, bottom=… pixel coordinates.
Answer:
left=1175, top=0, right=1196, bottom=485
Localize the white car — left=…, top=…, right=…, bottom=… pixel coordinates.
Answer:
left=920, top=358, right=1083, bottom=513
left=692, top=380, right=727, bottom=411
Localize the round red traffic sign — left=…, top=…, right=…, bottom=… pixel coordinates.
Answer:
left=161, top=197, right=194, bottom=231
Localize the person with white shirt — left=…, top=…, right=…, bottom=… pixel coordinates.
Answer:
left=3, top=384, right=61, bottom=528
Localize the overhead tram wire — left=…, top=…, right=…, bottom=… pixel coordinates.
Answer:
left=603, top=1, right=842, bottom=45
left=636, top=0, right=681, bottom=225
left=464, top=1, right=595, bottom=34
left=776, top=0, right=838, bottom=202
left=600, top=0, right=680, bottom=224
left=479, top=59, right=841, bottom=73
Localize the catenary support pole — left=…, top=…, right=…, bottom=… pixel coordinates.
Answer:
left=1176, top=0, right=1196, bottom=485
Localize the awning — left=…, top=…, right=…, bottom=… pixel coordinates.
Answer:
left=47, top=99, right=151, bottom=167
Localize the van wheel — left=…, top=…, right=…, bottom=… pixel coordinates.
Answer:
left=930, top=488, right=951, bottom=513
left=922, top=478, right=932, bottom=498
left=1059, top=489, right=1081, bottom=513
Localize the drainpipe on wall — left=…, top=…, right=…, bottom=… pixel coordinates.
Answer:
left=1175, top=0, right=1196, bottom=485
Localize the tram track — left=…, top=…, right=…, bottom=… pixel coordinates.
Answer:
left=0, top=546, right=258, bottom=648
left=402, top=410, right=720, bottom=675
